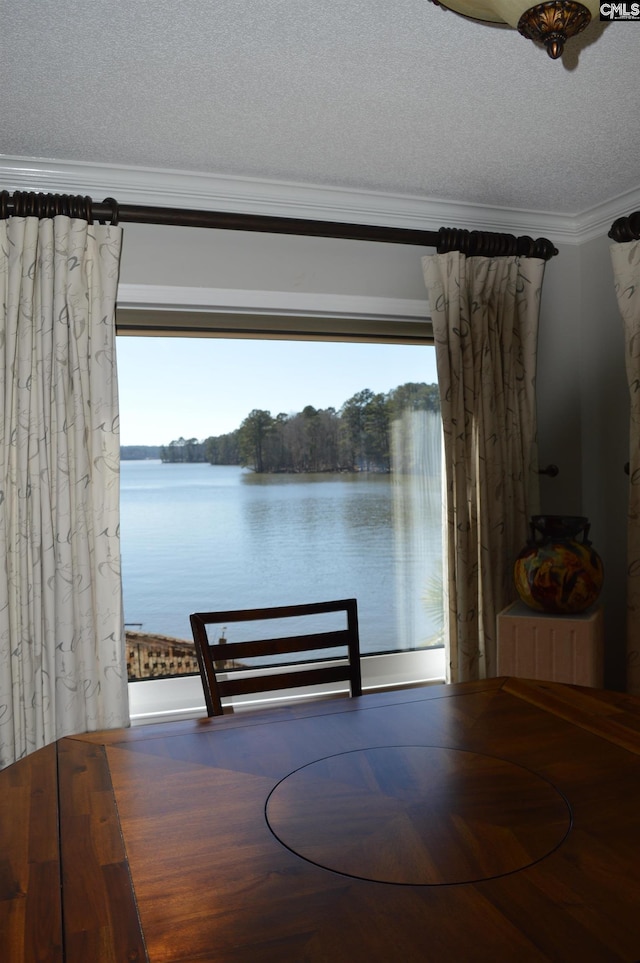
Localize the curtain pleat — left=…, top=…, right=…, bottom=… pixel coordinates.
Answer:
left=0, top=215, right=129, bottom=767
left=422, top=252, right=544, bottom=683
left=610, top=239, right=640, bottom=695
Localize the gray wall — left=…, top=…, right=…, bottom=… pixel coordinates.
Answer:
left=119, top=223, right=431, bottom=297
left=579, top=235, right=628, bottom=688
left=537, top=244, right=584, bottom=514
left=535, top=236, right=628, bottom=689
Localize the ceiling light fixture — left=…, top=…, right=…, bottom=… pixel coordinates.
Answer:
left=430, top=0, right=599, bottom=59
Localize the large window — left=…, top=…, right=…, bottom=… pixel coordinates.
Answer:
left=116, top=335, right=446, bottom=720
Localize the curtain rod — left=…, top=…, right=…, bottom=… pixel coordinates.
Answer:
left=0, top=190, right=559, bottom=260
left=609, top=211, right=640, bottom=243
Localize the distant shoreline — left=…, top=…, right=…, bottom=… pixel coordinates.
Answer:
left=121, top=445, right=161, bottom=460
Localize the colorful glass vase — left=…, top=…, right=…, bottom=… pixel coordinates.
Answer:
left=514, top=515, right=604, bottom=615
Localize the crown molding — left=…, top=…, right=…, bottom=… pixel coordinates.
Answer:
left=572, top=184, right=640, bottom=244
left=1, top=154, right=639, bottom=247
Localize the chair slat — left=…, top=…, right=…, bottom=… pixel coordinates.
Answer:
left=193, top=599, right=356, bottom=623
left=210, top=629, right=352, bottom=662
left=218, top=664, right=355, bottom=698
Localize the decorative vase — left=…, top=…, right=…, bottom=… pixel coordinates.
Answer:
left=514, top=515, right=604, bottom=615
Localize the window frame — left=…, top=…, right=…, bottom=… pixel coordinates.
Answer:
left=117, top=287, right=446, bottom=724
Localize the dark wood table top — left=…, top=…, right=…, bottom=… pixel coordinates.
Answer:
left=5, top=676, right=640, bottom=962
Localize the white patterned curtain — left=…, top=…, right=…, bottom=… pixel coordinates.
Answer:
left=422, top=252, right=545, bottom=683
left=611, top=239, right=640, bottom=695
left=0, top=212, right=129, bottom=768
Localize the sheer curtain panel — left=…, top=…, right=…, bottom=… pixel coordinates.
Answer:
left=611, top=239, right=640, bottom=695
left=0, top=214, right=129, bottom=768
left=422, top=252, right=545, bottom=683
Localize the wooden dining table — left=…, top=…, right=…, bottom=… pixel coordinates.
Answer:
left=5, top=675, right=640, bottom=962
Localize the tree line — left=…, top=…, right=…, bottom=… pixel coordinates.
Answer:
left=160, top=382, right=440, bottom=473
left=121, top=445, right=161, bottom=461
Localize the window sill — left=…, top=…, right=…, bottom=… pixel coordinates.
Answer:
left=128, top=647, right=445, bottom=726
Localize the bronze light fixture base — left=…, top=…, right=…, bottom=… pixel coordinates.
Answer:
left=429, top=0, right=597, bottom=59
left=517, top=0, right=592, bottom=58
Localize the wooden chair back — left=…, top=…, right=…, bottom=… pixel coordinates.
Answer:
left=190, top=599, right=362, bottom=716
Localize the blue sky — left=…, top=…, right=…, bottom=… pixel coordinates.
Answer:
left=116, top=337, right=438, bottom=446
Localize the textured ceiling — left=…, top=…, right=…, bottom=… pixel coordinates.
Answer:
left=3, top=0, right=639, bottom=215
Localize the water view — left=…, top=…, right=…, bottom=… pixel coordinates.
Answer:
left=120, top=456, right=444, bottom=657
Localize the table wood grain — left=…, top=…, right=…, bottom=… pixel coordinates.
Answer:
left=4, top=677, right=640, bottom=962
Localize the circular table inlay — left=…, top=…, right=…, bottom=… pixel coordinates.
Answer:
left=265, top=746, right=572, bottom=885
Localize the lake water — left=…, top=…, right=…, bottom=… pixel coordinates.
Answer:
left=120, top=461, right=444, bottom=654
